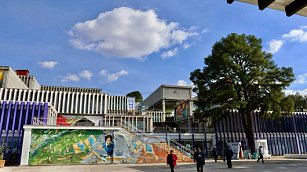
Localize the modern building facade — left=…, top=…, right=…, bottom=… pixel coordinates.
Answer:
left=0, top=66, right=154, bottom=165
left=142, top=85, right=193, bottom=122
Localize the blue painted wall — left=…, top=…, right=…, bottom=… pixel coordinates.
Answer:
left=0, top=101, right=48, bottom=165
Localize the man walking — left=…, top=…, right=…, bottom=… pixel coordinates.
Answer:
left=224, top=146, right=233, bottom=168
left=167, top=150, right=178, bottom=172
left=257, top=146, right=264, bottom=163
left=194, top=147, right=205, bottom=172
left=212, top=146, right=218, bottom=162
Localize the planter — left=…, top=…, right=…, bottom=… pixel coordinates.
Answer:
left=0, top=160, right=5, bottom=168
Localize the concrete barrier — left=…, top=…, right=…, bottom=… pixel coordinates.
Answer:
left=284, top=154, right=307, bottom=159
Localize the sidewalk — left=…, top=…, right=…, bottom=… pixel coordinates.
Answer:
left=1, top=158, right=307, bottom=172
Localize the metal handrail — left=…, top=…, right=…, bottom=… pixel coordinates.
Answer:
left=121, top=120, right=193, bottom=158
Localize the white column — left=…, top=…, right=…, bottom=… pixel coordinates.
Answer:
left=62, top=91, right=67, bottom=113
left=75, top=92, right=79, bottom=114
left=88, top=93, right=92, bottom=114
left=45, top=91, right=50, bottom=103
left=66, top=92, right=71, bottom=113
left=0, top=88, right=3, bottom=100
left=58, top=91, right=62, bottom=112
left=143, top=116, right=146, bottom=132
left=17, top=90, right=22, bottom=101
left=32, top=90, right=36, bottom=102
left=84, top=93, right=88, bottom=114
left=70, top=92, right=74, bottom=114
left=80, top=92, right=84, bottom=114
left=3, top=89, right=8, bottom=100
left=108, top=115, right=111, bottom=126
left=150, top=116, right=153, bottom=132
left=112, top=116, right=115, bottom=126
left=146, top=117, right=149, bottom=132
left=8, top=88, right=13, bottom=100
left=95, top=93, right=99, bottom=115
left=104, top=94, right=108, bottom=115
left=41, top=90, right=45, bottom=102
left=12, top=89, right=17, bottom=101
left=50, top=91, right=54, bottom=105
left=22, top=89, right=27, bottom=101
left=20, top=127, right=32, bottom=165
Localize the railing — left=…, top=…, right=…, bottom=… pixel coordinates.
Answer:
left=32, top=117, right=47, bottom=125
left=153, top=127, right=215, bottom=133
left=120, top=120, right=194, bottom=159
left=169, top=140, right=194, bottom=158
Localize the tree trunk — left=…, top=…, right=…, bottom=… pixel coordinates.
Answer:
left=240, top=111, right=256, bottom=153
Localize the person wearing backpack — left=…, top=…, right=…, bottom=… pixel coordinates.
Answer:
left=194, top=147, right=205, bottom=172
left=224, top=146, right=234, bottom=168
left=167, top=150, right=178, bottom=172
left=257, top=146, right=264, bottom=163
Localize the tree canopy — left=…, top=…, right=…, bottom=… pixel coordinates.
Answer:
left=126, top=91, right=143, bottom=103
left=190, top=33, right=294, bottom=152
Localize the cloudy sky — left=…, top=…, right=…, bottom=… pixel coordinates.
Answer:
left=0, top=0, right=306, bottom=97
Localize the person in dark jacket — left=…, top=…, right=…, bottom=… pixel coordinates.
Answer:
left=194, top=147, right=205, bottom=172
left=212, top=146, right=218, bottom=162
left=257, top=146, right=264, bottom=163
left=224, top=146, right=233, bottom=168
left=167, top=150, right=178, bottom=172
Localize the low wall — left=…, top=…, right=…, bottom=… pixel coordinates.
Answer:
left=284, top=154, right=307, bottom=159
left=20, top=125, right=192, bottom=166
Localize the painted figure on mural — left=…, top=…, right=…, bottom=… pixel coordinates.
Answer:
left=167, top=150, right=178, bottom=172
left=103, top=135, right=114, bottom=157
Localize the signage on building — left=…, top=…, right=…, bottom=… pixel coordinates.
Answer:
left=174, top=100, right=190, bottom=121
left=127, top=97, right=135, bottom=111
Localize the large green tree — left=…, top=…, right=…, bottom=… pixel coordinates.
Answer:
left=190, top=33, right=294, bottom=152
left=126, top=91, right=143, bottom=103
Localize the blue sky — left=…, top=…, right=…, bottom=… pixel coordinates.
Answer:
left=0, top=0, right=306, bottom=97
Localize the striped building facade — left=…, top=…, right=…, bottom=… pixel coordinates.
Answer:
left=215, top=111, right=307, bottom=156
left=0, top=101, right=57, bottom=164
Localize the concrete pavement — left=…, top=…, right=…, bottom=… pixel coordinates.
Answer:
left=1, top=159, right=307, bottom=172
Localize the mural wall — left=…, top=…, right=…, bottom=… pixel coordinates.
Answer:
left=28, top=128, right=192, bottom=165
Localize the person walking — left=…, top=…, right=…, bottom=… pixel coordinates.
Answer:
left=212, top=146, right=218, bottom=162
left=257, top=146, right=264, bottom=163
left=194, top=147, right=205, bottom=172
left=224, top=146, right=233, bottom=168
left=167, top=150, right=178, bottom=172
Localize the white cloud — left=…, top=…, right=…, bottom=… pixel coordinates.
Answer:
left=202, top=28, right=208, bottom=33
left=69, top=7, right=198, bottom=59
left=177, top=80, right=188, bottom=86
left=39, top=61, right=58, bottom=69
left=79, top=70, right=93, bottom=80
left=284, top=89, right=307, bottom=96
left=282, top=28, right=307, bottom=42
left=183, top=43, right=191, bottom=49
left=268, top=39, right=284, bottom=54
left=294, top=73, right=307, bottom=84
left=99, top=69, right=128, bottom=82
left=161, top=47, right=178, bottom=59
left=60, top=74, right=80, bottom=83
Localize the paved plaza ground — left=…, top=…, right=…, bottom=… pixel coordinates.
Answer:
left=1, top=159, right=307, bottom=172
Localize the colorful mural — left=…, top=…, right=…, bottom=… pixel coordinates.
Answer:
left=28, top=128, right=192, bottom=165
left=175, top=101, right=190, bottom=121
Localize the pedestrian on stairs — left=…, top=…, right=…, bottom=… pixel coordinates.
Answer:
left=167, top=150, right=178, bottom=172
